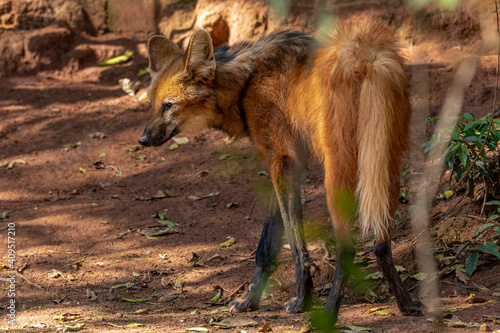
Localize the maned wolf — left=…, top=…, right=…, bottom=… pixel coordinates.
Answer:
left=138, top=20, right=424, bottom=322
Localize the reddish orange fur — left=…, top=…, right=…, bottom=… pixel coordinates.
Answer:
left=142, top=18, right=410, bottom=264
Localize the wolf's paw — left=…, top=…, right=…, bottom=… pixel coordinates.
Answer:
left=401, top=300, right=425, bottom=316
left=229, top=298, right=258, bottom=313
left=284, top=297, right=305, bottom=314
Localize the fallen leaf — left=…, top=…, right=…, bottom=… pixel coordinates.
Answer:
left=56, top=323, right=85, bottom=332
left=132, top=272, right=141, bottom=277
left=212, top=317, right=256, bottom=328
left=85, top=289, right=97, bottom=301
left=186, top=328, right=208, bottom=332
left=169, top=142, right=179, bottom=150
left=54, top=313, right=83, bottom=322
left=220, top=237, right=236, bottom=248
left=259, top=322, right=272, bottom=332
left=210, top=292, right=221, bottom=302
left=158, top=220, right=178, bottom=226
left=410, top=272, right=428, bottom=281
left=444, top=190, right=454, bottom=198
left=139, top=225, right=182, bottom=237
left=122, top=298, right=150, bottom=303
left=126, top=323, right=145, bottom=327
left=8, top=159, right=27, bottom=169
left=173, top=137, right=190, bottom=145
left=376, top=311, right=392, bottom=316
left=0, top=211, right=9, bottom=219
left=219, top=154, right=231, bottom=160
left=187, top=192, right=219, bottom=201
left=465, top=293, right=488, bottom=304
left=98, top=51, right=134, bottom=66
left=159, top=295, right=178, bottom=302
left=364, top=271, right=383, bottom=280
left=111, top=283, right=134, bottom=289
left=365, top=306, right=388, bottom=314
left=89, top=132, right=107, bottom=139
left=174, top=278, right=184, bottom=289
left=137, top=67, right=149, bottom=77
left=78, top=167, right=86, bottom=174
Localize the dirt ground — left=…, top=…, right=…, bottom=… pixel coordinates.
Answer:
left=1, top=4, right=500, bottom=333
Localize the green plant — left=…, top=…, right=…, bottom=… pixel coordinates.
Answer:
left=455, top=210, right=500, bottom=276
left=423, top=112, right=500, bottom=196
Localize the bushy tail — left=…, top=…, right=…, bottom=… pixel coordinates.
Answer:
left=322, top=21, right=411, bottom=239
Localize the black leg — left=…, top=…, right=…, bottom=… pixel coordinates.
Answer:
left=229, top=198, right=284, bottom=312
left=374, top=241, right=425, bottom=316
left=324, top=245, right=355, bottom=322
left=271, top=161, right=313, bottom=313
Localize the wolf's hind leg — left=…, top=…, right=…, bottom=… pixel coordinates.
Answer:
left=374, top=236, right=425, bottom=316
left=229, top=197, right=283, bottom=312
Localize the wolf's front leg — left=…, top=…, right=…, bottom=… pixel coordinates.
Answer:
left=271, top=157, right=313, bottom=313
left=229, top=197, right=284, bottom=312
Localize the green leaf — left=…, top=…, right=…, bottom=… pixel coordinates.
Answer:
left=444, top=308, right=463, bottom=312
left=219, top=237, right=235, bottom=248
left=172, top=137, right=190, bottom=145
left=465, top=251, right=479, bottom=276
left=473, top=223, right=495, bottom=239
left=169, top=143, right=179, bottom=150
left=456, top=240, right=471, bottom=257
left=219, top=154, right=231, bottom=160
left=75, top=141, right=83, bottom=146
left=122, top=298, right=150, bottom=303
left=410, top=272, right=428, bottom=281
left=157, top=212, right=167, bottom=220
left=209, top=292, right=221, bottom=302
left=137, top=67, right=149, bottom=77
left=485, top=200, right=500, bottom=206
left=97, top=51, right=134, bottom=66
left=486, top=214, right=500, bottom=222
left=158, top=220, right=177, bottom=226
left=494, top=226, right=500, bottom=235
left=0, top=211, right=9, bottom=219
left=478, top=242, right=500, bottom=259
left=376, top=311, right=391, bottom=316
left=99, top=152, right=107, bottom=158
left=79, top=167, right=86, bottom=174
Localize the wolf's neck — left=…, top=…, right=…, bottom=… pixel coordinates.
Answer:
left=212, top=60, right=254, bottom=138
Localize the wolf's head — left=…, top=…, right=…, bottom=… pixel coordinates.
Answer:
left=138, top=29, right=217, bottom=147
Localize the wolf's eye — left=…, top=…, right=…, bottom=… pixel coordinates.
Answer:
left=163, top=101, right=173, bottom=113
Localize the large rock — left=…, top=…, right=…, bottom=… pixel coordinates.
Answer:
left=77, top=0, right=108, bottom=34
left=158, top=0, right=278, bottom=49
left=107, top=0, right=157, bottom=34
left=0, top=0, right=85, bottom=31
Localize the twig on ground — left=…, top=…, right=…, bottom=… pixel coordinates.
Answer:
left=228, top=281, right=249, bottom=299
left=16, top=272, right=47, bottom=292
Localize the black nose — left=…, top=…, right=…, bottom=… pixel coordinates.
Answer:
left=138, top=136, right=150, bottom=146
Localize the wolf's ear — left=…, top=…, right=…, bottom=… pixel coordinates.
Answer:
left=148, top=35, right=182, bottom=76
left=184, top=28, right=216, bottom=79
